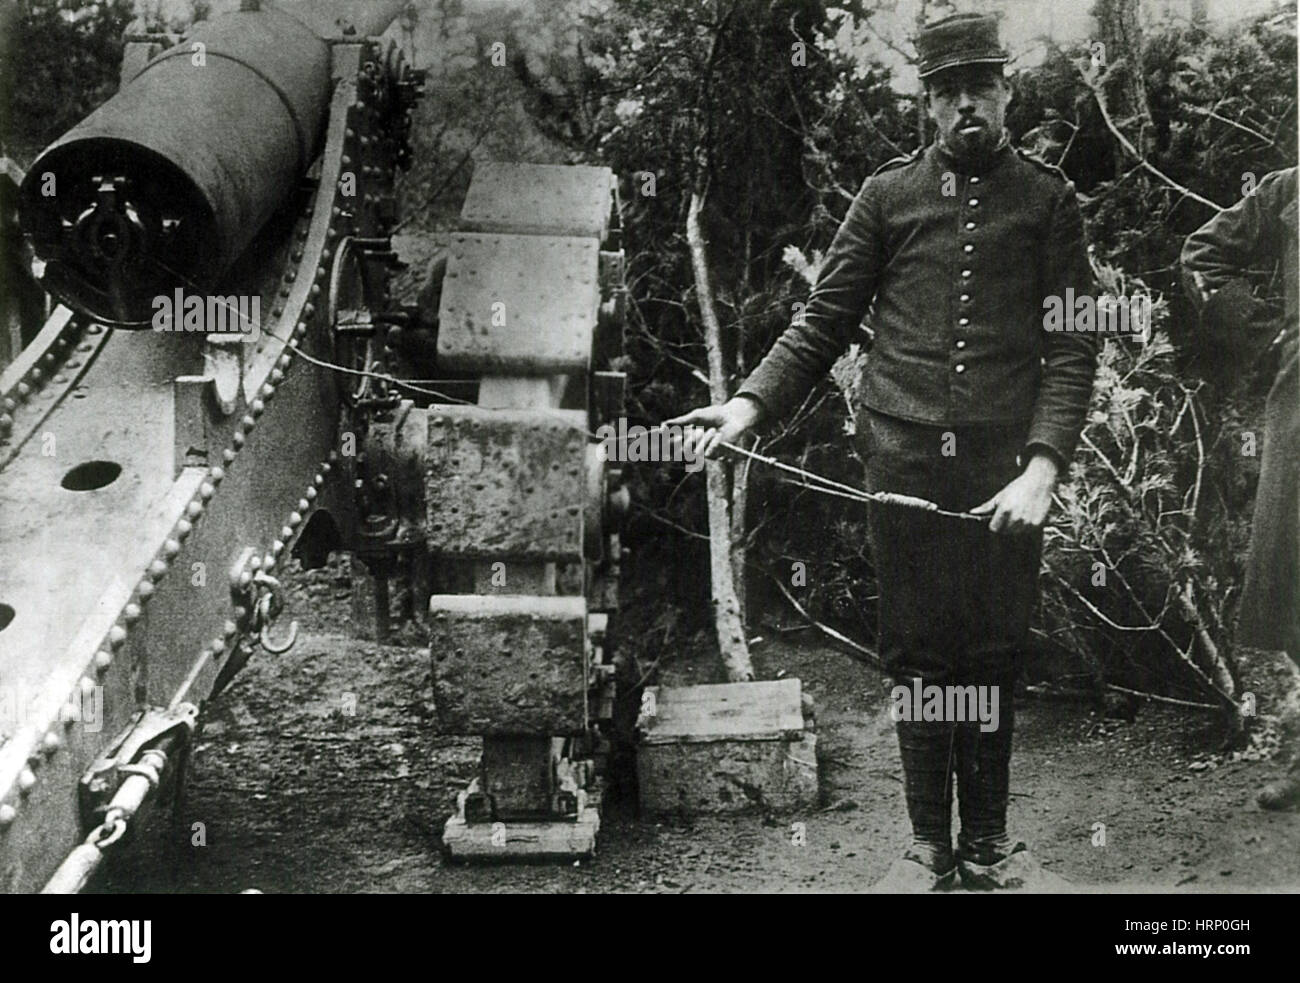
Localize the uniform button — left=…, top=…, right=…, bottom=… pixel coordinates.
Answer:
left=960, top=293, right=971, bottom=303
left=963, top=244, right=974, bottom=253
left=956, top=339, right=966, bottom=349
left=969, top=198, right=979, bottom=207
left=958, top=317, right=970, bottom=326
left=961, top=269, right=972, bottom=278
left=955, top=363, right=966, bottom=373
left=965, top=221, right=976, bottom=230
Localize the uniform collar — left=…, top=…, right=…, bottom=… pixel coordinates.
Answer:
left=931, top=128, right=1012, bottom=176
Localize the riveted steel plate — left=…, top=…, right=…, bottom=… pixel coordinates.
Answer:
left=429, top=594, right=587, bottom=734
left=426, top=405, right=586, bottom=560
left=460, top=162, right=614, bottom=239
left=437, top=233, right=599, bottom=374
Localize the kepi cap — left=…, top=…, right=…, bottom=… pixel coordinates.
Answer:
left=915, top=12, right=1008, bottom=80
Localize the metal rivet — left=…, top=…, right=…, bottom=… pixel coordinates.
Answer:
left=108, top=626, right=128, bottom=649
left=186, top=500, right=204, bottom=519
left=95, top=649, right=113, bottom=671
left=222, top=448, right=237, bottom=465
left=251, top=399, right=265, bottom=417
left=0, top=804, right=16, bottom=826
left=18, top=769, right=36, bottom=793
left=123, top=603, right=142, bottom=624
left=232, top=431, right=246, bottom=449
left=136, top=581, right=155, bottom=601
left=210, top=467, right=226, bottom=485
left=199, top=482, right=215, bottom=501
left=149, top=558, right=169, bottom=579
left=176, top=519, right=193, bottom=540
left=43, top=731, right=61, bottom=753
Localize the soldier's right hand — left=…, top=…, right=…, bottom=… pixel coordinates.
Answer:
left=665, top=395, right=765, bottom=459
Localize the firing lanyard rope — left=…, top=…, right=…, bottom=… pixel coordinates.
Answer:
left=265, top=326, right=991, bottom=523
left=711, top=436, right=988, bottom=523
left=144, top=263, right=988, bottom=524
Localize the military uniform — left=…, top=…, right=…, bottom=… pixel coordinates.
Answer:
left=1181, top=167, right=1299, bottom=660
left=735, top=19, right=1099, bottom=882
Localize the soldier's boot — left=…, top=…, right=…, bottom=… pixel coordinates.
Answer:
left=953, top=701, right=1070, bottom=892
left=1241, top=646, right=1300, bottom=809
left=1258, top=753, right=1300, bottom=811
left=872, top=715, right=957, bottom=892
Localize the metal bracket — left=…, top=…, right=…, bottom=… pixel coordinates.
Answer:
left=210, top=549, right=300, bottom=698
left=77, top=703, right=198, bottom=835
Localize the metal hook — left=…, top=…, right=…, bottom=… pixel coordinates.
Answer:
left=259, top=616, right=299, bottom=655
left=253, top=573, right=298, bottom=654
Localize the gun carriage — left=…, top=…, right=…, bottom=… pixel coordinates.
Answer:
left=0, top=0, right=628, bottom=891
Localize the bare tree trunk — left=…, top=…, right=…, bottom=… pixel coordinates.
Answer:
left=1096, top=0, right=1151, bottom=163
left=729, top=453, right=749, bottom=618
left=687, top=190, right=753, bottom=682
left=914, top=0, right=930, bottom=147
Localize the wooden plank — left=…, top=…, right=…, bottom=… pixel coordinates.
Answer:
left=442, top=807, right=600, bottom=860
left=638, top=679, right=806, bottom=745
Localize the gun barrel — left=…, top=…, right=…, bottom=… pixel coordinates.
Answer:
left=18, top=1, right=406, bottom=326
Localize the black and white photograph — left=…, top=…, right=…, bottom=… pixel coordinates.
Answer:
left=0, top=0, right=1296, bottom=938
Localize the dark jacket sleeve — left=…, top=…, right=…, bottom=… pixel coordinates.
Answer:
left=735, top=176, right=886, bottom=421
left=1181, top=171, right=1286, bottom=308
left=1025, top=181, right=1100, bottom=466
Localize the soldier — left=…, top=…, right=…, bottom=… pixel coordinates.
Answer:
left=1181, top=167, right=1300, bottom=810
left=669, top=13, right=1099, bottom=890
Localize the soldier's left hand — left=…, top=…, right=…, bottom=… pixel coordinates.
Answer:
left=971, top=452, right=1060, bottom=534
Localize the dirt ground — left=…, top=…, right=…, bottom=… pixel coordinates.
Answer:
left=97, top=553, right=1300, bottom=895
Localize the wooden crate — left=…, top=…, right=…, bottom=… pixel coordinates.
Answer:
left=636, top=679, right=818, bottom=814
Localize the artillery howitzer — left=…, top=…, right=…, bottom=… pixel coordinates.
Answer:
left=0, top=0, right=628, bottom=891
